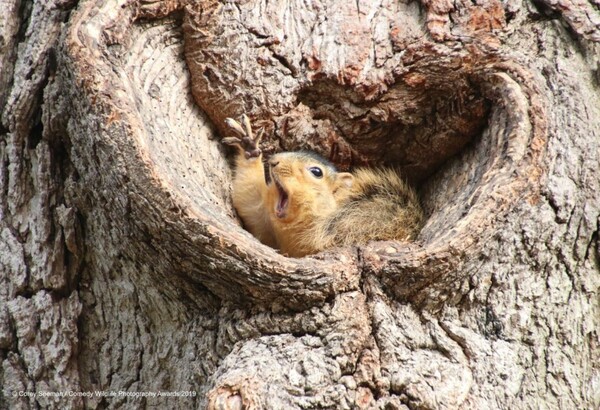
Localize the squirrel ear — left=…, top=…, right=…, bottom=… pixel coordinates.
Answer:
left=336, top=172, right=354, bottom=189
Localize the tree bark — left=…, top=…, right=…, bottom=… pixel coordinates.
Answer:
left=1, top=0, right=599, bottom=409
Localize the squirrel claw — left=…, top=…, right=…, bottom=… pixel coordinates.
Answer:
left=225, top=118, right=246, bottom=136
left=241, top=114, right=253, bottom=138
left=224, top=115, right=263, bottom=159
left=222, top=137, right=242, bottom=146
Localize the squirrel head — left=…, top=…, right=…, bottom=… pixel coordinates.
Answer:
left=265, top=151, right=354, bottom=225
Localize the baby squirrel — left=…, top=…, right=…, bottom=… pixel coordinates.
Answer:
left=223, top=114, right=424, bottom=257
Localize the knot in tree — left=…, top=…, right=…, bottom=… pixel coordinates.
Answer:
left=1, top=0, right=599, bottom=409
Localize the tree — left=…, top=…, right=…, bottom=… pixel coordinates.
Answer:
left=1, top=0, right=599, bottom=408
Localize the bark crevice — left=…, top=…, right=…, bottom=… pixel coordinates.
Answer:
left=2, top=0, right=598, bottom=409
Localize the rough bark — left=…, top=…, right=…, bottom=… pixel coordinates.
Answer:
left=1, top=0, right=599, bottom=409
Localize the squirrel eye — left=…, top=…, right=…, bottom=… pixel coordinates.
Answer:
left=309, top=166, right=323, bottom=178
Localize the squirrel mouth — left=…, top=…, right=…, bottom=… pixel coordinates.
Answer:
left=275, top=180, right=289, bottom=218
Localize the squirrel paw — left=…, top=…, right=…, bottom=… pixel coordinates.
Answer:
left=223, top=114, right=264, bottom=159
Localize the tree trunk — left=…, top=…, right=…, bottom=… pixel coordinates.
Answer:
left=1, top=0, right=599, bottom=408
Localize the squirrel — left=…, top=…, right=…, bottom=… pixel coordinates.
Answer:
left=222, top=114, right=424, bottom=258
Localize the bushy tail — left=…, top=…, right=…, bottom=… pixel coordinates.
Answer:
left=321, top=168, right=424, bottom=247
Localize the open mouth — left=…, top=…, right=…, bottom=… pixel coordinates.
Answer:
left=274, top=180, right=289, bottom=218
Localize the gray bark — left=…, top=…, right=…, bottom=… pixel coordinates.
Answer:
left=1, top=0, right=599, bottom=409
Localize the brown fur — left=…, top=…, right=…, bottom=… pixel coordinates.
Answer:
left=224, top=117, right=424, bottom=257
